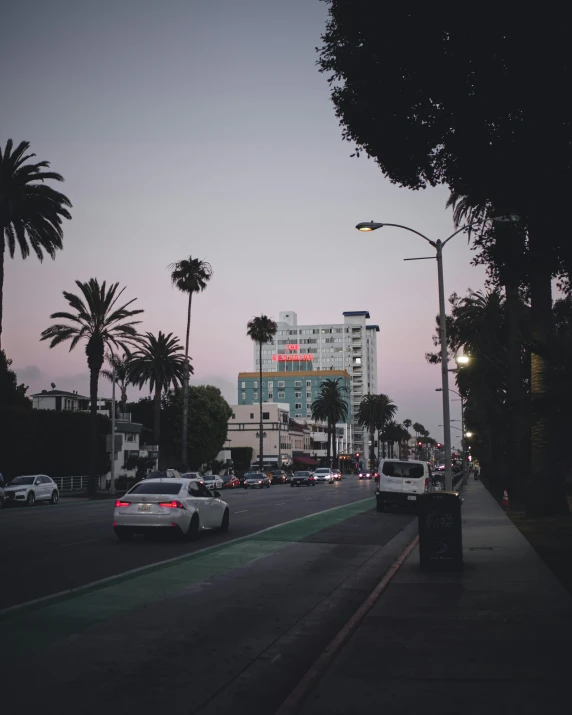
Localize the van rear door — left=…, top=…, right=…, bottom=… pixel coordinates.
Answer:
left=402, top=462, right=427, bottom=494
left=379, top=461, right=403, bottom=493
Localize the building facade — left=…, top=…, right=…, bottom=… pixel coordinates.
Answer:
left=251, top=311, right=379, bottom=454
left=226, top=403, right=297, bottom=467
left=31, top=389, right=90, bottom=412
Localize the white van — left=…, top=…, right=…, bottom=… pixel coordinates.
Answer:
left=376, top=459, right=430, bottom=512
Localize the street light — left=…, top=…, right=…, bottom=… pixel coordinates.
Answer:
left=357, top=219, right=480, bottom=491
left=456, top=355, right=470, bottom=365
left=465, top=432, right=473, bottom=438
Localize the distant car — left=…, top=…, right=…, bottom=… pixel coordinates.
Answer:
left=180, top=471, right=203, bottom=481
left=146, top=469, right=181, bottom=480
left=3, top=475, right=59, bottom=506
left=202, top=475, right=224, bottom=490
left=243, top=472, right=270, bottom=489
left=358, top=471, right=372, bottom=480
left=113, top=477, right=229, bottom=541
left=313, top=468, right=334, bottom=484
left=290, top=471, right=315, bottom=487
left=332, top=470, right=342, bottom=481
left=270, top=470, right=288, bottom=484
left=221, top=475, right=240, bottom=489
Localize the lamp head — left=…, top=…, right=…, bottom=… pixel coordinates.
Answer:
left=356, top=221, right=384, bottom=232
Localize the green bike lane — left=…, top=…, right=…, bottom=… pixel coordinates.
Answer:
left=2, top=498, right=374, bottom=658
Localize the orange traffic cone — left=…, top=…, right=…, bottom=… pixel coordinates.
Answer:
left=502, top=489, right=509, bottom=511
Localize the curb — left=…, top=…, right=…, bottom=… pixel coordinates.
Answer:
left=0, top=497, right=371, bottom=618
left=275, top=533, right=419, bottom=715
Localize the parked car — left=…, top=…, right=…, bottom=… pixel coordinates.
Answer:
left=221, top=475, right=240, bottom=489
left=313, top=468, right=335, bottom=484
left=146, top=469, right=181, bottom=480
left=3, top=475, right=59, bottom=506
left=270, top=470, right=288, bottom=484
left=290, top=471, right=315, bottom=487
left=180, top=471, right=203, bottom=481
left=243, top=471, right=270, bottom=489
left=113, top=477, right=229, bottom=541
left=202, top=475, right=224, bottom=490
left=375, top=459, right=430, bottom=512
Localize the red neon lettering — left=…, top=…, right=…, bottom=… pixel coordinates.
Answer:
left=271, top=354, right=314, bottom=362
left=286, top=344, right=299, bottom=350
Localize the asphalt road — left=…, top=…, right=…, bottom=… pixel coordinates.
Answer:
left=0, top=477, right=378, bottom=609
left=1, top=477, right=416, bottom=715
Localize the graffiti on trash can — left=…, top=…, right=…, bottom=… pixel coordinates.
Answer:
left=425, top=512, right=455, bottom=529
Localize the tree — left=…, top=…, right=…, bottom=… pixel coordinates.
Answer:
left=127, top=332, right=187, bottom=447
left=357, top=393, right=397, bottom=468
left=0, top=140, right=72, bottom=348
left=246, top=315, right=278, bottom=470
left=318, top=5, right=569, bottom=513
left=101, top=353, right=132, bottom=415
left=41, top=279, right=142, bottom=495
left=311, top=377, right=349, bottom=466
left=169, top=256, right=213, bottom=465
left=0, top=350, right=31, bottom=409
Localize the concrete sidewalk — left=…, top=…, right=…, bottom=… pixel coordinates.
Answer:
left=298, top=479, right=572, bottom=715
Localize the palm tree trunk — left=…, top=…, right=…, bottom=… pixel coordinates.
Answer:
left=88, top=367, right=99, bottom=497
left=181, top=292, right=193, bottom=466
left=153, top=385, right=162, bottom=447
left=259, top=342, right=263, bottom=471
left=370, top=424, right=375, bottom=469
left=326, top=419, right=332, bottom=463
left=121, top=387, right=127, bottom=415
left=0, top=238, right=5, bottom=350
left=505, top=279, right=525, bottom=502
left=332, top=421, right=338, bottom=467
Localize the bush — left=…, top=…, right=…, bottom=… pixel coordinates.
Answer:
left=0, top=407, right=110, bottom=480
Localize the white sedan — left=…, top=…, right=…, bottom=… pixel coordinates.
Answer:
left=113, top=478, right=229, bottom=541
left=201, top=475, right=224, bottom=490
left=3, top=475, right=59, bottom=506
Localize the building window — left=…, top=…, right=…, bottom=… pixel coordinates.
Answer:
left=241, top=381, right=246, bottom=388
left=268, top=381, right=273, bottom=389
left=306, top=392, right=312, bottom=399
left=241, top=392, right=246, bottom=401
left=278, top=381, right=285, bottom=388
left=268, top=392, right=273, bottom=400
left=295, top=391, right=302, bottom=398
left=295, top=381, right=302, bottom=387
left=253, top=392, right=258, bottom=400
left=278, top=391, right=285, bottom=399
left=295, top=403, right=302, bottom=409
left=250, top=413, right=254, bottom=419
left=253, top=381, right=258, bottom=389
left=263, top=412, right=270, bottom=420
left=306, top=380, right=311, bottom=387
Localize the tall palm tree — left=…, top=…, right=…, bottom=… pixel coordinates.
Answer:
left=247, top=315, right=278, bottom=471
left=312, top=377, right=349, bottom=466
left=0, top=139, right=72, bottom=348
left=101, top=353, right=132, bottom=415
left=128, top=332, right=187, bottom=446
left=41, top=279, right=142, bottom=495
left=169, top=256, right=213, bottom=465
left=357, top=393, right=397, bottom=470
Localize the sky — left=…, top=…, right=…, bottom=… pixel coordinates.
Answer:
left=1, top=0, right=486, bottom=445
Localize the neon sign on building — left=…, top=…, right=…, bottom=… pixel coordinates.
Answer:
left=272, top=354, right=314, bottom=362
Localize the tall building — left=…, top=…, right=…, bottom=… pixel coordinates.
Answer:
left=252, top=311, right=379, bottom=454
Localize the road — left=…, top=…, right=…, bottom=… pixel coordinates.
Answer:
left=1, top=478, right=416, bottom=715
left=1, top=478, right=376, bottom=609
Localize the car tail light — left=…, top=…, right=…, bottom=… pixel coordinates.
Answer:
left=159, top=500, right=185, bottom=509
left=115, top=500, right=129, bottom=507
left=424, top=477, right=429, bottom=490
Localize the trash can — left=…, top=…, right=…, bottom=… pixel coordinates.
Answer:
left=418, top=491, right=463, bottom=571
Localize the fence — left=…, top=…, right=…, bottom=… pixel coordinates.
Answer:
left=52, top=476, right=91, bottom=492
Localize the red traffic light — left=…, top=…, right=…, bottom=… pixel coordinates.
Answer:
left=437, top=443, right=442, bottom=449
left=418, top=442, right=422, bottom=446
left=356, top=453, right=360, bottom=457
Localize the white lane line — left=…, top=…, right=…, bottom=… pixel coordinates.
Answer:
left=59, top=538, right=100, bottom=548
left=271, top=654, right=282, bottom=663
left=275, top=503, right=286, bottom=506
left=234, top=510, right=248, bottom=514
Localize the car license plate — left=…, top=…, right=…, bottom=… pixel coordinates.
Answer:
left=138, top=504, right=151, bottom=512
left=407, top=496, right=417, bottom=501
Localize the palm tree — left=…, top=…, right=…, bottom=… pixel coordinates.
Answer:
left=247, top=315, right=278, bottom=471
left=169, top=256, right=213, bottom=465
left=312, top=378, right=349, bottom=466
left=41, top=279, right=142, bottom=495
left=127, top=332, right=187, bottom=446
left=1, top=139, right=72, bottom=348
left=101, top=353, right=132, bottom=415
left=357, top=393, right=397, bottom=470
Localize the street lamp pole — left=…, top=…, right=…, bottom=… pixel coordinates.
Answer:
left=110, top=356, right=116, bottom=496
left=356, top=221, right=478, bottom=492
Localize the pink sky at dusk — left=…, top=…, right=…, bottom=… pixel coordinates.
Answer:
left=1, top=0, right=487, bottom=446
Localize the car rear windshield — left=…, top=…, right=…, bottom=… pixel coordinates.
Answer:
left=129, top=482, right=182, bottom=495
left=314, top=469, right=329, bottom=474
left=9, top=476, right=35, bottom=485
left=245, top=472, right=261, bottom=477
left=382, top=462, right=424, bottom=479
left=295, top=472, right=309, bottom=477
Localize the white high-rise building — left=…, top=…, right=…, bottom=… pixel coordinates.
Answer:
left=253, top=310, right=379, bottom=455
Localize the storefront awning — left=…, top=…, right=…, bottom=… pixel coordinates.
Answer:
left=293, top=455, right=317, bottom=466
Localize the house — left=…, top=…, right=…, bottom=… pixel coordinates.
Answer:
left=31, top=389, right=90, bottom=412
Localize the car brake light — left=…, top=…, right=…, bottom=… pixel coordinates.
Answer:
left=115, top=500, right=129, bottom=507
left=424, top=477, right=429, bottom=489
left=159, top=500, right=185, bottom=509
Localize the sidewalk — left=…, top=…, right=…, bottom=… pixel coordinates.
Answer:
left=298, top=479, right=572, bottom=715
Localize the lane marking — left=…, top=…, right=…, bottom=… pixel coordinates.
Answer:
left=58, top=539, right=100, bottom=548
left=234, top=510, right=248, bottom=514
left=275, top=503, right=286, bottom=506
left=0, top=496, right=372, bottom=617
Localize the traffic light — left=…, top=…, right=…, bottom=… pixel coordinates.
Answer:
left=418, top=441, right=422, bottom=447
left=356, top=452, right=360, bottom=458
left=437, top=443, right=442, bottom=449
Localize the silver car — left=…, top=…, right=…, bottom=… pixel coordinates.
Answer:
left=3, top=475, right=59, bottom=506
left=313, top=468, right=335, bottom=484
